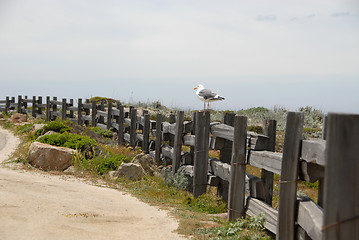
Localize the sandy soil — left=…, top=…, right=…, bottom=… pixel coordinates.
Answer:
left=0, top=126, right=186, bottom=240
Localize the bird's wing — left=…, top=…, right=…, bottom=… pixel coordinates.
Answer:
left=198, top=89, right=217, bottom=100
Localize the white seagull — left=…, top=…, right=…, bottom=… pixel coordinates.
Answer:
left=194, top=84, right=225, bottom=110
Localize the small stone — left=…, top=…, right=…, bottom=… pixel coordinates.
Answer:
left=11, top=113, right=27, bottom=124
left=117, top=163, right=144, bottom=181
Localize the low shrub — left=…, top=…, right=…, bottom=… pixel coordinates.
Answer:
left=37, top=132, right=97, bottom=152
left=73, top=148, right=131, bottom=175
left=35, top=121, right=71, bottom=137
left=91, top=127, right=113, bottom=138
left=16, top=124, right=33, bottom=134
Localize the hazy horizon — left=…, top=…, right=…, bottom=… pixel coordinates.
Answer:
left=1, top=0, right=358, bottom=114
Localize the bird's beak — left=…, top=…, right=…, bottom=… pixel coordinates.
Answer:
left=194, top=87, right=197, bottom=90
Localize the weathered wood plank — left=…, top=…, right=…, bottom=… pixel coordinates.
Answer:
left=142, top=114, right=150, bottom=153
left=155, top=114, right=163, bottom=165
left=123, top=132, right=130, bottom=142
left=298, top=160, right=324, bottom=183
left=173, top=111, right=184, bottom=174
left=82, top=103, right=92, bottom=109
left=97, top=110, right=107, bottom=118
left=210, top=122, right=234, bottom=141
left=67, top=106, right=78, bottom=111
left=247, top=197, right=278, bottom=234
left=209, top=158, right=231, bottom=181
left=112, top=108, right=119, bottom=117
left=124, top=118, right=131, bottom=126
left=228, top=115, right=247, bottom=220
left=162, top=145, right=174, bottom=159
left=130, top=108, right=137, bottom=148
left=297, top=197, right=323, bottom=240
left=82, top=115, right=91, bottom=121
left=50, top=100, right=62, bottom=105
left=261, top=119, right=277, bottom=206
left=209, top=158, right=265, bottom=199
left=323, top=113, right=359, bottom=240
left=183, top=135, right=195, bottom=146
left=193, top=111, right=210, bottom=197
left=301, top=139, right=326, bottom=166
left=116, top=105, right=124, bottom=145
left=248, top=151, right=282, bottom=175
left=276, top=112, right=304, bottom=240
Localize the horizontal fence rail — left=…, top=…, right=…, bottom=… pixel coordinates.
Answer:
left=1, top=95, right=357, bottom=240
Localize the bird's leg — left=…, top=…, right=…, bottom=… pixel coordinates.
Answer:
left=207, top=103, right=210, bottom=110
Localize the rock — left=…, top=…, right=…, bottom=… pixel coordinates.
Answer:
left=33, top=124, right=46, bottom=131
left=0, top=112, right=3, bottom=118
left=117, top=163, right=144, bottom=181
left=107, top=171, right=119, bottom=180
left=36, top=130, right=56, bottom=140
left=11, top=113, right=27, bottom=124
left=64, top=166, right=76, bottom=174
left=27, top=142, right=76, bottom=171
left=132, top=153, right=157, bottom=176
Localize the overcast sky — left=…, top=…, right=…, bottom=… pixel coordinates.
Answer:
left=0, top=0, right=358, bottom=113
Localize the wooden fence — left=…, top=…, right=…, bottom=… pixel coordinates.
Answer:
left=1, top=95, right=358, bottom=240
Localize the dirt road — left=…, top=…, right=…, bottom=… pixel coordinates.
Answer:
left=0, top=126, right=186, bottom=240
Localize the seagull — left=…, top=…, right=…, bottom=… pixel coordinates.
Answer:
left=194, top=84, right=225, bottom=111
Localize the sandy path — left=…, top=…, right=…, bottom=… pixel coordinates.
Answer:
left=0, top=126, right=186, bottom=240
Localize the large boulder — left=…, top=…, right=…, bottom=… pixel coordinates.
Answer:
left=117, top=163, right=144, bottom=181
left=132, top=153, right=157, bottom=176
left=11, top=113, right=27, bottom=124
left=27, top=142, right=76, bottom=171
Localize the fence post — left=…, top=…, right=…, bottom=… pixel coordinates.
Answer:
left=155, top=113, right=163, bottom=165
left=261, top=119, right=277, bottom=206
left=323, top=113, right=359, bottom=240
left=24, top=96, right=28, bottom=113
left=276, top=112, right=304, bottom=240
left=116, top=104, right=124, bottom=146
left=228, top=115, right=247, bottom=220
left=218, top=112, right=235, bottom=202
left=5, top=96, right=10, bottom=114
left=78, top=98, right=82, bottom=125
left=17, top=95, right=22, bottom=113
left=52, top=97, right=57, bottom=120
left=84, top=99, right=90, bottom=126
left=91, top=100, right=97, bottom=127
left=37, top=96, right=43, bottom=116
left=99, top=100, right=105, bottom=124
left=173, top=111, right=184, bottom=174
left=169, top=112, right=176, bottom=147
left=193, top=111, right=210, bottom=197
left=61, top=98, right=67, bottom=120
left=69, top=99, right=74, bottom=118
left=142, top=114, right=150, bottom=153
left=107, top=102, right=112, bottom=129
left=46, top=96, right=50, bottom=121
left=317, top=115, right=328, bottom=208
left=130, top=108, right=137, bottom=148
left=32, top=96, right=36, bottom=118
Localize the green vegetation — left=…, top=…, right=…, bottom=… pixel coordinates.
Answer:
left=34, top=120, right=71, bottom=137
left=89, top=96, right=117, bottom=104
left=193, top=214, right=271, bottom=239
left=90, top=127, right=113, bottom=138
left=16, top=123, right=33, bottom=134
left=73, top=146, right=132, bottom=175
left=37, top=132, right=97, bottom=152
